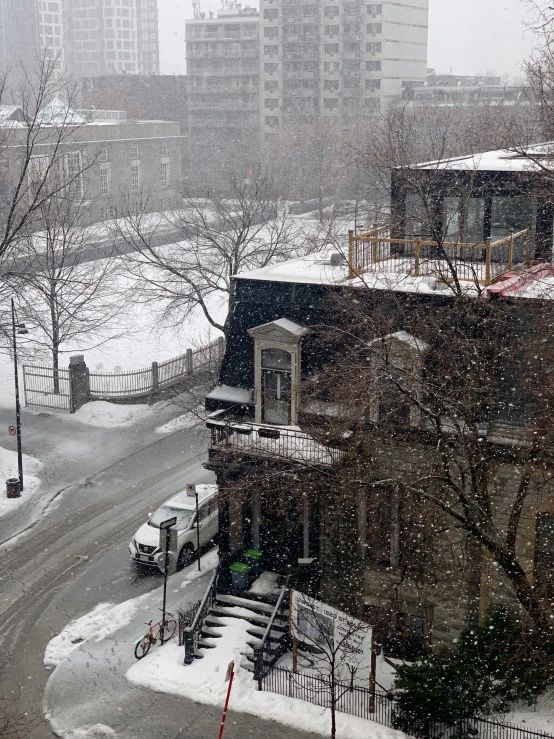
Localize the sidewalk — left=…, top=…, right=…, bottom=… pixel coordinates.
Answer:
left=44, top=552, right=320, bottom=739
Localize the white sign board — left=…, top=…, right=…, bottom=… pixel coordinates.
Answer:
left=290, top=590, right=373, bottom=684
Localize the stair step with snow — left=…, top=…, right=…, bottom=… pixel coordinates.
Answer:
left=200, top=626, right=223, bottom=638
left=209, top=606, right=288, bottom=631
left=245, top=625, right=286, bottom=642
left=215, top=594, right=282, bottom=614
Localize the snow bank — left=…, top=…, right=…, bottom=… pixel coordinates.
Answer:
left=126, top=610, right=403, bottom=739
left=155, top=406, right=205, bottom=434
left=44, top=595, right=148, bottom=669
left=179, top=547, right=219, bottom=587
left=0, top=445, right=42, bottom=519
left=55, top=725, right=116, bottom=739
left=72, top=401, right=153, bottom=428
left=249, top=571, right=282, bottom=597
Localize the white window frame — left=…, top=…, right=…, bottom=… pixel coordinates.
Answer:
left=130, top=164, right=140, bottom=192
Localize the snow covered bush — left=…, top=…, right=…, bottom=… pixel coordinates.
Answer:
left=393, top=610, right=551, bottom=736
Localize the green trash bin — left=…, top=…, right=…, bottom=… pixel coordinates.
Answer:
left=244, top=549, right=263, bottom=577
left=229, top=562, right=250, bottom=589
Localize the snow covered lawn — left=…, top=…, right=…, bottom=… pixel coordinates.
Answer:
left=126, top=605, right=403, bottom=739
left=0, top=445, right=42, bottom=519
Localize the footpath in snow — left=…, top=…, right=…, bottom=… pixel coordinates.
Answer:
left=45, top=548, right=402, bottom=739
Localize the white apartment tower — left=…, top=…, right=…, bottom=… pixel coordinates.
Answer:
left=259, top=0, right=429, bottom=135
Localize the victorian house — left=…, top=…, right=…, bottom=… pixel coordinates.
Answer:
left=204, top=144, right=554, bottom=659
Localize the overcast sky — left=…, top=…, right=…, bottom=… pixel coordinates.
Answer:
left=158, top=0, right=538, bottom=79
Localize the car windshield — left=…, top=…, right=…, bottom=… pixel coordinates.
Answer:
left=148, top=505, right=194, bottom=531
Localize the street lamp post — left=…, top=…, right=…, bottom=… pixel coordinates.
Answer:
left=11, top=298, right=24, bottom=491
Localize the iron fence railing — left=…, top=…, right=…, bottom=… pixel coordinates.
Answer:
left=207, top=407, right=343, bottom=466
left=177, top=600, right=201, bottom=647
left=90, top=337, right=225, bottom=400
left=22, top=365, right=72, bottom=412
left=182, top=565, right=220, bottom=665
left=23, top=337, right=226, bottom=411
left=253, top=575, right=291, bottom=690
left=262, top=668, right=553, bottom=739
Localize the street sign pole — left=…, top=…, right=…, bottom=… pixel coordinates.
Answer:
left=218, top=661, right=235, bottom=739
left=11, top=299, right=23, bottom=491
left=186, top=484, right=201, bottom=572
left=195, top=490, right=201, bottom=572
left=159, top=516, right=177, bottom=644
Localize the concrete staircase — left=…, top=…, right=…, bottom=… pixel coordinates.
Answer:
left=194, top=589, right=290, bottom=675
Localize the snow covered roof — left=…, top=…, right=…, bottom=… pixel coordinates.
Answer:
left=37, top=98, right=86, bottom=126
left=248, top=318, right=310, bottom=340
left=206, top=385, right=254, bottom=405
left=413, top=142, right=554, bottom=173
left=235, top=252, right=351, bottom=286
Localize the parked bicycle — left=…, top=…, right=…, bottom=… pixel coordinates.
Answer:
left=134, top=611, right=177, bottom=659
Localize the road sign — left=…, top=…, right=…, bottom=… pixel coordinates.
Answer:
left=159, top=516, right=177, bottom=530
left=8, top=426, right=16, bottom=436
left=185, top=483, right=196, bottom=497
left=225, top=660, right=235, bottom=683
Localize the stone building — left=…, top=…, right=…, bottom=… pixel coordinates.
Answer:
left=0, top=100, right=184, bottom=224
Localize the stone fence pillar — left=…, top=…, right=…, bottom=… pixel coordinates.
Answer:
left=69, top=355, right=90, bottom=413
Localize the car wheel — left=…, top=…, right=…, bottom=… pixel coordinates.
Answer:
left=177, top=544, right=194, bottom=571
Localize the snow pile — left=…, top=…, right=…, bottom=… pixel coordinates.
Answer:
left=72, top=401, right=153, bottom=428
left=126, top=610, right=402, bottom=739
left=155, top=406, right=205, bottom=434
left=44, top=596, right=148, bottom=669
left=248, top=571, right=282, bottom=597
left=57, top=725, right=116, bottom=739
left=180, top=547, right=219, bottom=587
left=0, top=445, right=42, bottom=519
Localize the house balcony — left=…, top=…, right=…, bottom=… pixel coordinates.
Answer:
left=206, top=406, right=342, bottom=467
left=348, top=225, right=532, bottom=286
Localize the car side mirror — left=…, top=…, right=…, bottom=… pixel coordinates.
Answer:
left=148, top=512, right=153, bottom=518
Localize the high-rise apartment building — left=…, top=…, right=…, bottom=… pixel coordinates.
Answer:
left=259, top=0, right=429, bottom=135
left=63, top=0, right=140, bottom=75
left=0, top=0, right=39, bottom=73
left=185, top=4, right=260, bottom=138
left=185, top=1, right=428, bottom=144
left=136, top=0, right=160, bottom=74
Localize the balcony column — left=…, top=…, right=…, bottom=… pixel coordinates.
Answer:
left=252, top=491, right=260, bottom=550
left=303, top=494, right=310, bottom=558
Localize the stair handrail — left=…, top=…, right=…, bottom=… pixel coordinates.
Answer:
left=182, top=564, right=220, bottom=665
left=253, top=574, right=291, bottom=690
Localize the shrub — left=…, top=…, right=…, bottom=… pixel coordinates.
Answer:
left=393, top=610, right=551, bottom=737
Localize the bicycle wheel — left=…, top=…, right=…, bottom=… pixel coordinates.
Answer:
left=163, top=618, right=177, bottom=641
left=134, top=635, right=152, bottom=660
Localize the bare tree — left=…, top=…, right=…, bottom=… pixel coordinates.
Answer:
left=290, top=590, right=373, bottom=739
left=0, top=54, right=93, bottom=266
left=301, top=284, right=554, bottom=650
left=114, top=175, right=304, bottom=337
left=4, top=196, right=123, bottom=390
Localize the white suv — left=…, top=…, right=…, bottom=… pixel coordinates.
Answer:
left=129, top=484, right=218, bottom=572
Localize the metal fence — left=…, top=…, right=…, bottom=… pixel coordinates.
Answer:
left=262, top=668, right=553, bottom=739
left=22, top=365, right=72, bottom=412
left=22, top=337, right=225, bottom=411
left=90, top=338, right=225, bottom=400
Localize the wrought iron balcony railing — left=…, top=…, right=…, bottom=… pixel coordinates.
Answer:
left=207, top=406, right=342, bottom=466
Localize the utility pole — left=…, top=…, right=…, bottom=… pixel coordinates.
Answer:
left=11, top=298, right=23, bottom=491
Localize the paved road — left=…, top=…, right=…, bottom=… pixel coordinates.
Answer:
left=0, top=422, right=317, bottom=739
left=0, top=423, right=210, bottom=736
